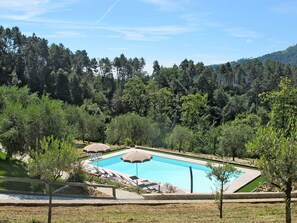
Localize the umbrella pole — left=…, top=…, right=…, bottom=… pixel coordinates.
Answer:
left=136, top=163, right=138, bottom=177
left=96, top=152, right=99, bottom=173
left=136, top=163, right=138, bottom=185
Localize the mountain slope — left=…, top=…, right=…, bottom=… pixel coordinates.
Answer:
left=234, top=44, right=297, bottom=66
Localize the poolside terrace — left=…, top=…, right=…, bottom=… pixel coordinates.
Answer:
left=83, top=148, right=261, bottom=194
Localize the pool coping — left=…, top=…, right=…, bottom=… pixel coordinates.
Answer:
left=89, top=149, right=261, bottom=194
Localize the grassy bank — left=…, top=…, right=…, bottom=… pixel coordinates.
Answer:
left=0, top=151, right=44, bottom=192
left=0, top=202, right=295, bottom=223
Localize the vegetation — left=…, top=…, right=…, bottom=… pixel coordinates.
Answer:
left=234, top=44, right=297, bottom=66
left=0, top=203, right=296, bottom=223
left=237, top=176, right=264, bottom=192
left=247, top=79, right=297, bottom=223
left=27, top=137, right=79, bottom=223
left=206, top=162, right=239, bottom=219
left=1, top=25, right=297, bottom=163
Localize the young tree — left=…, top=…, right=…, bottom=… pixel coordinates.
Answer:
left=247, top=126, right=297, bottom=223
left=206, top=162, right=239, bottom=219
left=27, top=136, right=78, bottom=223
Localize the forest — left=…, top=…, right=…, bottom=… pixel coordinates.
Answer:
left=1, top=25, right=297, bottom=160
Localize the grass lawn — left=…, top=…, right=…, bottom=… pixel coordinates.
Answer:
left=0, top=202, right=295, bottom=223
left=0, top=151, right=44, bottom=192
left=237, top=176, right=265, bottom=192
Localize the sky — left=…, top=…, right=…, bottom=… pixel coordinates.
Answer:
left=1, top=0, right=297, bottom=74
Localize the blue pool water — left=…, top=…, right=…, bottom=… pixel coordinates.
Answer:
left=92, top=154, right=241, bottom=193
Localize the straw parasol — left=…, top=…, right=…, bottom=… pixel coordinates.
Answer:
left=83, top=143, right=111, bottom=153
left=83, top=143, right=111, bottom=168
left=121, top=150, right=152, bottom=178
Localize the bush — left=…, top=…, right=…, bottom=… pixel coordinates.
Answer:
left=68, top=164, right=87, bottom=182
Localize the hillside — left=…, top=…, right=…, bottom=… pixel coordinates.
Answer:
left=234, top=44, right=297, bottom=66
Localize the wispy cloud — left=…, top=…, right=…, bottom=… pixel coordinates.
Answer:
left=270, top=1, right=297, bottom=16
left=0, top=0, right=77, bottom=20
left=104, top=25, right=194, bottom=41
left=140, top=0, right=192, bottom=12
left=0, top=0, right=196, bottom=42
left=223, top=27, right=261, bottom=39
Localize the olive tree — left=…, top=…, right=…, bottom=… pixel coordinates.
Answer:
left=206, top=162, right=239, bottom=219
left=219, top=124, right=253, bottom=161
left=27, top=136, right=78, bottom=223
left=106, top=113, right=160, bottom=146
left=247, top=78, right=297, bottom=223
left=247, top=126, right=297, bottom=223
left=166, top=125, right=193, bottom=152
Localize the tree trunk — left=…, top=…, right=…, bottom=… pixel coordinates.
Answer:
left=47, top=183, right=53, bottom=223
left=220, top=181, right=223, bottom=219
left=232, top=150, right=235, bottom=161
left=5, top=152, right=11, bottom=161
left=285, top=179, right=292, bottom=223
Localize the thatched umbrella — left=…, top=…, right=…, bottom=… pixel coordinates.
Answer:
left=83, top=143, right=111, bottom=153
left=121, top=150, right=152, bottom=178
left=83, top=143, right=111, bottom=167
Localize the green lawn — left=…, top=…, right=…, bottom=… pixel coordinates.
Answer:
left=237, top=176, right=265, bottom=192
left=0, top=151, right=45, bottom=192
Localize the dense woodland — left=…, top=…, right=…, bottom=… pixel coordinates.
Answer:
left=1, top=25, right=297, bottom=160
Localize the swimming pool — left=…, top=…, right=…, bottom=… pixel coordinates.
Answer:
left=91, top=153, right=241, bottom=193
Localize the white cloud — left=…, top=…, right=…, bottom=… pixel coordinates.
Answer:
left=0, top=0, right=77, bottom=20
left=140, top=0, right=192, bottom=12
left=224, top=27, right=261, bottom=39
left=103, top=25, right=194, bottom=41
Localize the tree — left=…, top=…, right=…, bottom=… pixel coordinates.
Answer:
left=206, top=162, right=239, bottom=219
left=222, top=95, right=249, bottom=122
left=247, top=126, right=297, bottom=223
left=106, top=113, right=160, bottom=146
left=25, top=95, right=68, bottom=151
left=261, top=77, right=297, bottom=136
left=0, top=103, right=26, bottom=160
left=166, top=125, right=193, bottom=152
left=219, top=124, right=253, bottom=161
left=23, top=34, right=49, bottom=93
left=247, top=78, right=297, bottom=223
left=52, top=68, right=71, bottom=102
left=122, top=77, right=148, bottom=115
left=27, top=136, right=78, bottom=223
left=181, top=93, right=208, bottom=130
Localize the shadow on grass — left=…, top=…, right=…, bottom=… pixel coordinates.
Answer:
left=0, top=151, right=45, bottom=192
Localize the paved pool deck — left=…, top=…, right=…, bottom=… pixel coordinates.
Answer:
left=1, top=192, right=296, bottom=206
left=91, top=148, right=261, bottom=194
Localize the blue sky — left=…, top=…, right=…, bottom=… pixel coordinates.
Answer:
left=1, top=0, right=297, bottom=74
